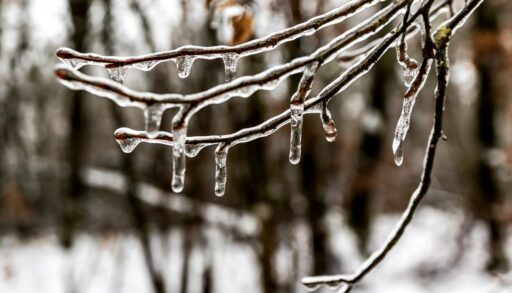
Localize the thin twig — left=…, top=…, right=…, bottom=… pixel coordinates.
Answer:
left=55, top=0, right=379, bottom=68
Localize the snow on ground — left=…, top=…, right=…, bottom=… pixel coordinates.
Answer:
left=0, top=207, right=511, bottom=293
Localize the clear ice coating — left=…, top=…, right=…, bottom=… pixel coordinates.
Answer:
left=393, top=58, right=432, bottom=167
left=395, top=41, right=419, bottom=87
left=171, top=122, right=187, bottom=193
left=289, top=62, right=319, bottom=164
left=223, top=53, right=239, bottom=81
left=175, top=56, right=195, bottom=79
left=393, top=94, right=414, bottom=166
left=107, top=66, right=128, bottom=84
left=321, top=105, right=337, bottom=142
left=184, top=144, right=208, bottom=158
left=116, top=137, right=141, bottom=153
left=289, top=101, right=304, bottom=165
left=144, top=104, right=164, bottom=138
left=392, top=137, right=404, bottom=166
left=214, top=144, right=229, bottom=197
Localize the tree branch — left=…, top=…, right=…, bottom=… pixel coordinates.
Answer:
left=301, top=0, right=484, bottom=291
left=55, top=0, right=379, bottom=69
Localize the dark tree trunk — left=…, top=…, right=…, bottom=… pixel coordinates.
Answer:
left=101, top=1, right=166, bottom=292
left=473, top=3, right=508, bottom=272
left=60, top=0, right=92, bottom=248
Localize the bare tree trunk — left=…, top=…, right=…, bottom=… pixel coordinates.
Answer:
left=59, top=0, right=92, bottom=248
left=473, top=2, right=508, bottom=272
left=101, top=1, right=166, bottom=292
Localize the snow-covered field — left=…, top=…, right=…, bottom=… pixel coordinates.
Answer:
left=0, top=207, right=511, bottom=293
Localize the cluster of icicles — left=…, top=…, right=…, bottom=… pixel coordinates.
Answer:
left=55, top=0, right=432, bottom=198
left=57, top=52, right=338, bottom=197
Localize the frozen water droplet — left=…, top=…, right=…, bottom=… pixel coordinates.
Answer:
left=171, top=124, right=187, bottom=193
left=289, top=100, right=304, bottom=165
left=107, top=66, right=128, bottom=83
left=214, top=144, right=229, bottom=197
left=323, top=121, right=337, bottom=142
left=172, top=173, right=185, bottom=193
left=144, top=104, right=164, bottom=138
left=393, top=138, right=404, bottom=166
left=223, top=53, right=239, bottom=81
left=175, top=56, right=194, bottom=79
left=321, top=107, right=337, bottom=142
left=116, top=137, right=140, bottom=153
left=185, top=144, right=207, bottom=158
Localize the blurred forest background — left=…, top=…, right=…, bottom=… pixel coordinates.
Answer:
left=0, top=0, right=512, bottom=292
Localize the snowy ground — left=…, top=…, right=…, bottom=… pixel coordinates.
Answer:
left=0, top=207, right=511, bottom=293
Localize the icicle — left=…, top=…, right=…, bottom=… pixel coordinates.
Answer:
left=107, top=66, right=128, bottom=83
left=289, top=62, right=319, bottom=164
left=214, top=144, right=229, bottom=197
left=393, top=58, right=433, bottom=167
left=175, top=56, right=194, bottom=79
left=321, top=104, right=337, bottom=142
left=392, top=91, right=416, bottom=166
left=115, top=137, right=141, bottom=153
left=222, top=53, right=239, bottom=81
left=289, top=100, right=304, bottom=164
left=144, top=104, right=164, bottom=138
left=171, top=119, right=187, bottom=193
left=396, top=41, right=419, bottom=87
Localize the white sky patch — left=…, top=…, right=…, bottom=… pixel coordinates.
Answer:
left=28, top=0, right=69, bottom=47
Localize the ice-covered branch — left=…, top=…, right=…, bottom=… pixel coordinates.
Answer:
left=55, top=0, right=415, bottom=193
left=54, top=0, right=408, bottom=109
left=110, top=0, right=442, bottom=158
left=110, top=0, right=440, bottom=179
left=54, top=0, right=485, bottom=289
left=301, top=0, right=484, bottom=291
left=55, top=0, right=379, bottom=74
